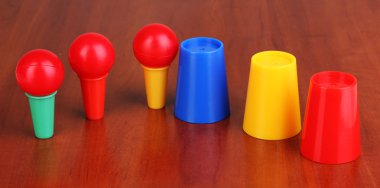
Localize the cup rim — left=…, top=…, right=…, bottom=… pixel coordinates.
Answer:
left=180, top=37, right=224, bottom=54
left=311, top=71, right=357, bottom=90
left=251, top=50, right=296, bottom=68
left=25, top=91, right=57, bottom=99
left=79, top=73, right=108, bottom=81
left=141, top=65, right=169, bottom=71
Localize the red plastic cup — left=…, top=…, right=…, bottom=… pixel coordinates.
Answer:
left=301, top=71, right=360, bottom=164
left=80, top=75, right=107, bottom=120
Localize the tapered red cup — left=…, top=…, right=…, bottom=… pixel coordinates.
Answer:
left=80, top=75, right=107, bottom=120
left=301, top=71, right=360, bottom=164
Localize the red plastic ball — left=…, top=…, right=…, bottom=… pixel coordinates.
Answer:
left=133, top=23, right=178, bottom=68
left=16, top=49, right=64, bottom=96
left=69, top=33, right=115, bottom=79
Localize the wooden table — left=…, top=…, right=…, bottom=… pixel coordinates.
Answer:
left=1, top=0, right=379, bottom=187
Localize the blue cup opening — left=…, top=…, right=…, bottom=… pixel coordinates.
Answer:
left=181, top=37, right=223, bottom=54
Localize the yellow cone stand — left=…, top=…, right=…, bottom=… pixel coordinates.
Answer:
left=142, top=65, right=168, bottom=109
left=243, top=51, right=301, bottom=140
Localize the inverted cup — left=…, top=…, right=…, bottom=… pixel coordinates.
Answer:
left=243, top=51, right=301, bottom=140
left=26, top=91, right=57, bottom=139
left=301, top=71, right=360, bottom=164
left=80, top=75, right=107, bottom=120
left=174, top=37, right=230, bottom=124
left=142, top=65, right=168, bottom=109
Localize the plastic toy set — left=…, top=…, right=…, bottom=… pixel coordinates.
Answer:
left=15, top=23, right=360, bottom=165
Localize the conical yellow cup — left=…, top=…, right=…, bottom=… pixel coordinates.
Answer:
left=243, top=51, right=301, bottom=140
left=142, top=65, right=168, bottom=109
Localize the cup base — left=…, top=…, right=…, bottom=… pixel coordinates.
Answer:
left=243, top=127, right=301, bottom=141
left=35, top=134, right=54, bottom=139
left=174, top=113, right=230, bottom=124
left=300, top=152, right=360, bottom=165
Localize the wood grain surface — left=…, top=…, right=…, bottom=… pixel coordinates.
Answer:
left=1, top=0, right=380, bottom=187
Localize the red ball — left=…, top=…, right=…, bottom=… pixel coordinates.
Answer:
left=69, top=33, right=115, bottom=79
left=133, top=23, right=178, bottom=68
left=16, top=49, right=64, bottom=96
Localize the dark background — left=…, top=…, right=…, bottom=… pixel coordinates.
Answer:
left=0, top=0, right=379, bottom=187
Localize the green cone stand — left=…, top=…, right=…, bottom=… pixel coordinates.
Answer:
left=26, top=91, right=57, bottom=139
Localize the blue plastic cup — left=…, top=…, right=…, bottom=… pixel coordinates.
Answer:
left=174, top=37, right=230, bottom=123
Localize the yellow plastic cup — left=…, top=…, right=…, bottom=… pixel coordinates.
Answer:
left=142, top=65, right=168, bottom=109
left=243, top=51, right=301, bottom=140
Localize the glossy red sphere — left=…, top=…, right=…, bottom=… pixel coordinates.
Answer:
left=69, top=33, right=115, bottom=79
left=16, top=49, right=64, bottom=96
left=133, top=23, right=178, bottom=68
